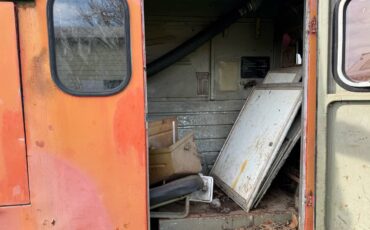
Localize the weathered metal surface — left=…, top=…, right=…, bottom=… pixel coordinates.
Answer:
left=302, top=0, right=317, bottom=229
left=325, top=103, right=370, bottom=229
left=253, top=113, right=302, bottom=208
left=211, top=86, right=302, bottom=212
left=189, top=175, right=214, bottom=203
left=263, top=67, right=302, bottom=84
left=0, top=2, right=30, bottom=206
left=315, top=1, right=370, bottom=229
left=151, top=196, right=191, bottom=219
left=0, top=0, right=148, bottom=229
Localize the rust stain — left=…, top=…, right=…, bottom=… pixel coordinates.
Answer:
left=29, top=48, right=55, bottom=96
left=231, top=160, right=248, bottom=189
left=35, top=140, right=45, bottom=148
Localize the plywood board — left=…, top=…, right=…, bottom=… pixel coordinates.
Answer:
left=210, top=86, right=302, bottom=211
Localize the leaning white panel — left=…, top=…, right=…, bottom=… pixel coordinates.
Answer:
left=210, top=86, right=302, bottom=212
left=263, top=67, right=302, bottom=84
left=252, top=113, right=302, bottom=208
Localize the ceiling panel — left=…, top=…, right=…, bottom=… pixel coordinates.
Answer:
left=144, top=0, right=244, bottom=17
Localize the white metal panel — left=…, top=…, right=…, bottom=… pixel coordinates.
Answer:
left=263, top=67, right=302, bottom=84
left=326, top=102, right=370, bottom=229
left=253, top=113, right=302, bottom=207
left=210, top=86, right=302, bottom=211
left=263, top=73, right=297, bottom=84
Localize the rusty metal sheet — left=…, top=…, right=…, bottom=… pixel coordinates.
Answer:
left=0, top=2, right=30, bottom=206
left=211, top=86, right=302, bottom=212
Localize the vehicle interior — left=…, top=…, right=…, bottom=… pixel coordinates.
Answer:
left=144, top=0, right=305, bottom=229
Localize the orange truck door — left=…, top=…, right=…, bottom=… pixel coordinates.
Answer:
left=0, top=0, right=148, bottom=229
left=0, top=2, right=30, bottom=206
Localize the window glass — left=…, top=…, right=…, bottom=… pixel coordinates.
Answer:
left=345, top=0, right=370, bottom=83
left=51, top=0, right=130, bottom=94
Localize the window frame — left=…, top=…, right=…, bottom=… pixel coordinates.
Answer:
left=334, top=0, right=370, bottom=91
left=47, top=0, right=132, bottom=96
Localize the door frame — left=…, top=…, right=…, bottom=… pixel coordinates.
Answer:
left=301, top=0, right=317, bottom=229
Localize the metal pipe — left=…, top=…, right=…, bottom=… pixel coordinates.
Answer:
left=147, top=0, right=264, bottom=77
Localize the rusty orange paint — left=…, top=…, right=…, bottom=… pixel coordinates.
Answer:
left=0, top=2, right=30, bottom=206
left=304, top=0, right=317, bottom=229
left=0, top=0, right=148, bottom=229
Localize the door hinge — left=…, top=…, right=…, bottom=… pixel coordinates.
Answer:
left=305, top=191, right=314, bottom=207
left=308, top=16, right=317, bottom=34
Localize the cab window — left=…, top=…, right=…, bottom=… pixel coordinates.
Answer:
left=48, top=0, right=131, bottom=95
left=335, top=0, right=370, bottom=88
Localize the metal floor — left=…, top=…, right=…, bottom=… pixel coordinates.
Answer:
left=157, top=187, right=297, bottom=230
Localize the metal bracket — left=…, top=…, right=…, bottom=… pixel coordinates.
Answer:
left=150, top=196, right=190, bottom=219
left=189, top=175, right=214, bottom=203
left=150, top=175, right=214, bottom=219
left=308, top=16, right=317, bottom=34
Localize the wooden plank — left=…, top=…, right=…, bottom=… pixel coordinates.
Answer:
left=178, top=125, right=233, bottom=140
left=211, top=87, right=302, bottom=212
left=149, top=112, right=239, bottom=126
left=148, top=100, right=244, bottom=113
left=0, top=2, right=30, bottom=206
left=195, top=139, right=225, bottom=153
left=200, top=152, right=219, bottom=165
left=148, top=102, right=242, bottom=172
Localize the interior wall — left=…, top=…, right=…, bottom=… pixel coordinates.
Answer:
left=211, top=19, right=274, bottom=100
left=146, top=16, right=275, bottom=173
